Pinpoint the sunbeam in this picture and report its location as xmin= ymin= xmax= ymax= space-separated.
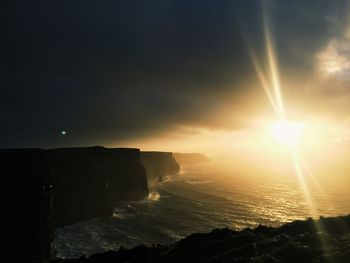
xmin=250 ymin=2 xmax=321 ymax=217
xmin=249 ymin=5 xmax=344 ymax=261
xmin=263 ymin=10 xmax=285 ymax=120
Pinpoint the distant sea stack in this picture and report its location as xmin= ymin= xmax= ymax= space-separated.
xmin=1 ymin=149 xmax=53 ymax=263
xmin=46 ymin=146 xmax=149 ymax=228
xmin=141 ymin=152 xmax=180 ymax=181
xmin=173 ymin=153 xmax=210 ymax=166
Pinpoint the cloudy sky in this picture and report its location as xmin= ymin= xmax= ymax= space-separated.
xmin=2 ymin=0 xmax=350 ymax=150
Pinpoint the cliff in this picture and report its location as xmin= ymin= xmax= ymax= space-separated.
xmin=1 ymin=149 xmax=53 ymax=263
xmin=1 ymin=146 xmax=149 ymax=262
xmin=141 ymin=151 xmax=180 ymax=181
xmin=46 ymin=146 xmax=148 ymax=227
xmin=93 ymin=147 xmax=148 ymax=204
xmin=173 ymin=153 xmax=210 ymax=166
xmin=52 ymin=214 xmax=350 ymax=263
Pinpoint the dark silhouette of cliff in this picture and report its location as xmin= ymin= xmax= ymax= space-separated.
xmin=92 ymin=147 xmax=148 ymax=203
xmin=1 ymin=146 xmax=149 ymax=262
xmin=4 ymin=147 xmax=350 ymax=263
xmin=1 ymin=149 xmax=53 ymax=263
xmin=52 ymin=215 xmax=350 ymax=263
xmin=46 ymin=146 xmax=148 ymax=227
xmin=141 ymin=152 xmax=180 ymax=181
xmin=173 ymin=153 xmax=210 ymax=166
xmin=47 ymin=147 xmax=111 ymax=228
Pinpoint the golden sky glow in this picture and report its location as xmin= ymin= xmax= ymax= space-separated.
xmin=109 ymin=4 xmax=350 ymax=201
xmin=269 ymin=120 xmax=304 ymax=146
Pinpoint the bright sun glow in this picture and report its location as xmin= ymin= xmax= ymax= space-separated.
xmin=269 ymin=120 xmax=305 ymax=146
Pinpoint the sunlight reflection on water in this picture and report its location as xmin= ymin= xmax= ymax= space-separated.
xmin=55 ymin=168 xmax=350 ymax=258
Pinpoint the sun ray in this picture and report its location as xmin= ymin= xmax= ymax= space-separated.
xmin=298 ymin=155 xmax=329 ymax=200
xmin=249 ymin=11 xmax=342 ymax=255
xmin=245 ymin=5 xmax=286 ymax=122
xmin=291 ymin=152 xmax=317 ymax=215
xmin=249 ymin=50 xmax=280 ymax=114
xmin=243 ymin=3 xmax=346 ymax=261
xmin=250 ymin=9 xmax=336 ymax=257
xmin=263 ymin=10 xmax=285 ymax=120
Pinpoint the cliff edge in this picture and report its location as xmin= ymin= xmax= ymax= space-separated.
xmin=141 ymin=151 xmax=180 ymax=181
xmin=46 ymin=146 xmax=149 ymax=227
xmin=1 ymin=146 xmax=149 ymax=263
xmin=1 ymin=149 xmax=53 ymax=263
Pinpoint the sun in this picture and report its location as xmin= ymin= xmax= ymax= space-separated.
xmin=269 ymin=120 xmax=305 ymax=146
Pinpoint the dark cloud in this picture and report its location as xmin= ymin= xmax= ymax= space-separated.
xmin=1 ymin=0 xmax=349 ymax=147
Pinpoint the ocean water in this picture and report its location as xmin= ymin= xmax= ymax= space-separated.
xmin=54 ymin=164 xmax=350 ymax=258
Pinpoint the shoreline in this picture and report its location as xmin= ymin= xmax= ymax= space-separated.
xmin=52 ymin=214 xmax=350 ymax=263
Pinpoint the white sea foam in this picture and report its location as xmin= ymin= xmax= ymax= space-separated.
xmin=148 ymin=191 xmax=160 ymax=201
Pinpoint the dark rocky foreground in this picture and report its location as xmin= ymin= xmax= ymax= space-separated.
xmin=53 ymin=215 xmax=350 ymax=263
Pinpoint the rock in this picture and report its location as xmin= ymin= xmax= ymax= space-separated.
xmin=46 ymin=146 xmax=149 ymax=227
xmin=277 ymin=217 xmax=315 ymax=237
xmin=95 ymin=147 xmax=148 ymax=204
xmin=51 ymin=215 xmax=350 ymax=263
xmin=1 ymin=148 xmax=53 ymax=263
xmin=46 ymin=147 xmax=113 ymax=228
xmin=273 ymin=243 xmax=317 ymax=263
xmin=141 ymin=152 xmax=180 ymax=181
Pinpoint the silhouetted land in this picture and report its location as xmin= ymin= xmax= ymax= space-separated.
xmin=2 ymin=147 xmax=182 ymax=262
xmin=53 ymin=215 xmax=350 ymax=263
xmin=141 ymin=151 xmax=180 ymax=181
xmin=3 ymin=147 xmax=349 ymax=262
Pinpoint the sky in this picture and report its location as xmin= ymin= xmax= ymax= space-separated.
xmin=2 ymin=0 xmax=350 ymax=151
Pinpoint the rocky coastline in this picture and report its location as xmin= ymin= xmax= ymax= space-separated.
xmin=3 ymin=147 xmax=349 ymax=262
xmin=52 ymin=215 xmax=350 ymax=263
xmin=2 ymin=146 xmax=182 ymax=262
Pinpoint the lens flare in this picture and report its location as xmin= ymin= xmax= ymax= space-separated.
xmin=269 ymin=121 xmax=304 ymax=146
xmin=248 ymin=4 xmax=322 ymax=220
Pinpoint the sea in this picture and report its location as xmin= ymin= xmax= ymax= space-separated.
xmin=54 ymin=163 xmax=350 ymax=258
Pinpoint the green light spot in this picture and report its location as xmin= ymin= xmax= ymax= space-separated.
xmin=61 ymin=130 xmax=66 ymax=135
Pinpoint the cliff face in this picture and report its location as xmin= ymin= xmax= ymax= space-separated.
xmin=173 ymin=153 xmax=210 ymax=166
xmin=141 ymin=152 xmax=180 ymax=181
xmin=93 ymin=147 xmax=148 ymax=204
xmin=46 ymin=147 xmax=112 ymax=228
xmin=46 ymin=147 xmax=149 ymax=227
xmin=1 ymin=149 xmax=53 ymax=263
xmin=1 ymin=146 xmax=148 ymax=262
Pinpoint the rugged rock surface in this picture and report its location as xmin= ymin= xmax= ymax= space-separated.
xmin=46 ymin=146 xmax=148 ymax=227
xmin=52 ymin=215 xmax=350 ymax=263
xmin=173 ymin=153 xmax=210 ymax=166
xmin=141 ymin=152 xmax=180 ymax=181
xmin=1 ymin=146 xmax=149 ymax=261
xmin=1 ymin=149 xmax=53 ymax=263
xmin=94 ymin=147 xmax=148 ymax=204
xmin=46 ymin=147 xmax=112 ymax=228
